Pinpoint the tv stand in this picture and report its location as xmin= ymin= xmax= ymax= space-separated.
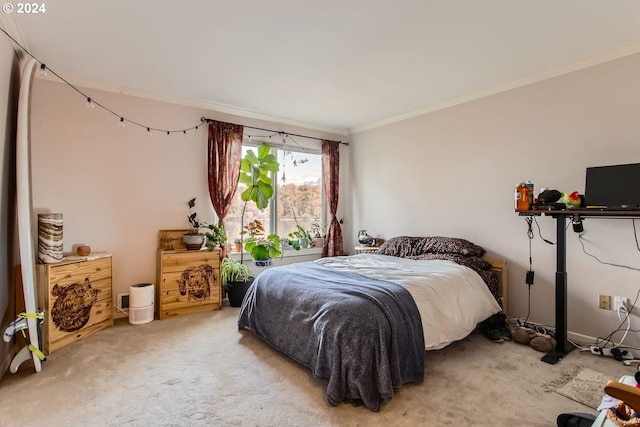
xmin=518 ymin=208 xmax=640 ymax=364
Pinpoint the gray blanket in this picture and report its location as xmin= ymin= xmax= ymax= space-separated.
xmin=237 ymin=261 xmax=425 ymax=411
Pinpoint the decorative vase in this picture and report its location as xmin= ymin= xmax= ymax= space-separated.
xmin=38 ymin=213 xmax=63 ymax=263
xmin=183 ymin=233 xmax=205 ymax=250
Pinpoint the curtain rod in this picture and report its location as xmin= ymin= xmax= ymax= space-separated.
xmin=200 ymin=117 xmax=349 ymax=146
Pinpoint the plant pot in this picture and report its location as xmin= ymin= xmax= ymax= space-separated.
xmin=234 ymin=243 xmax=242 ymax=252
xmin=183 ymin=233 xmax=205 ymax=250
xmin=314 ymin=237 xmax=324 ymax=248
xmin=298 ymin=238 xmax=308 ymax=249
xmin=226 ymin=278 xmax=254 ymax=307
xmin=254 ymin=258 xmax=272 ymax=267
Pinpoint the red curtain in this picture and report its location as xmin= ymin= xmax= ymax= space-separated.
xmin=321 ymin=140 xmax=344 ymax=257
xmin=208 ymin=120 xmax=243 ymax=257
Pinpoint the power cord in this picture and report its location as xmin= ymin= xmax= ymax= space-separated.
xmin=533 ymin=216 xmax=555 ymax=245
xmin=596 ymin=288 xmax=640 ymax=350
xmin=524 ymin=217 xmax=535 ymax=323
xmin=114 ymin=305 xmax=128 ymax=316
xmin=578 ymin=233 xmax=640 ymax=272
xmin=521 ymin=216 xmax=559 ymax=323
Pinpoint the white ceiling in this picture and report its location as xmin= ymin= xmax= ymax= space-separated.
xmin=4 ymin=0 xmax=640 ymax=134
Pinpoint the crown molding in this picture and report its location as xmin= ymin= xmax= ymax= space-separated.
xmin=349 ymin=40 xmax=640 ymax=135
xmin=38 ymin=73 xmax=349 ymax=137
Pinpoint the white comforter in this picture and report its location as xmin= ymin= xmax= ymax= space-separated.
xmin=315 ymin=254 xmax=501 ymax=350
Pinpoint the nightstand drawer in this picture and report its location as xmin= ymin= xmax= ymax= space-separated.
xmin=156 ymin=249 xmax=222 ymax=319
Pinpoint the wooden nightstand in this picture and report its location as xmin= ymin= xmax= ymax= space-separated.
xmin=354 ymin=245 xmax=380 ymax=254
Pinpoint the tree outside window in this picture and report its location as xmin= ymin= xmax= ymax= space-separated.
xmin=225 ymin=145 xmax=324 ymax=248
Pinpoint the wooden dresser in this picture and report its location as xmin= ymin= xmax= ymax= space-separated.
xmin=36 ymin=255 xmax=113 ymax=355
xmin=156 ymin=249 xmax=221 ymax=319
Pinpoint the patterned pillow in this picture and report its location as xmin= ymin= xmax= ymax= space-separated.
xmin=377 ymin=236 xmax=486 ymax=258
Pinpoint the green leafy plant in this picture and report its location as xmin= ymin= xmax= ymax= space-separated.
xmin=238 ymin=143 xmax=280 ymax=263
xmin=242 ymin=219 xmax=282 ymax=261
xmin=220 ymin=257 xmax=251 ymax=288
xmin=310 ymin=220 xmax=327 ymax=238
xmin=204 ymin=224 xmax=227 ymax=250
xmin=288 ymin=225 xmax=311 ymax=250
xmin=239 ymin=143 xmax=280 ymax=210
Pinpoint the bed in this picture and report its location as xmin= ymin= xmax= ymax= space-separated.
xmin=237 ymin=236 xmax=504 ymax=411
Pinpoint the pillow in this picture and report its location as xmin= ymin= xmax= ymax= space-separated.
xmin=377 ymin=236 xmax=486 ymax=258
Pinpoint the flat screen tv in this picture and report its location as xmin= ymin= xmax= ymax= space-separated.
xmin=584 ymin=162 xmax=640 ymax=208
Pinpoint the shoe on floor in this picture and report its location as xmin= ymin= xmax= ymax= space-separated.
xmin=499 ymin=325 xmax=512 ymax=341
xmin=530 ymin=334 xmax=556 ymax=352
xmin=512 ymin=327 xmax=536 ymax=344
xmin=483 ymin=327 xmax=504 ymax=343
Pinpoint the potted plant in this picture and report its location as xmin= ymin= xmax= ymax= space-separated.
xmin=233 ymin=237 xmax=243 ymax=253
xmin=310 ymin=220 xmax=325 ymax=248
xmin=204 ymin=223 xmax=227 ymax=250
xmin=237 ymin=143 xmax=280 ymax=264
xmin=288 ymin=225 xmax=312 ymax=249
xmin=220 ymin=258 xmax=254 ymax=307
xmin=183 ymin=198 xmax=206 ymax=250
xmin=219 ymin=142 xmax=280 ymax=306
xmin=242 ymin=219 xmax=282 ymax=266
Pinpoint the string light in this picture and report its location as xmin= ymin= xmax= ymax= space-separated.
xmin=0 ymin=26 xmax=206 ymax=137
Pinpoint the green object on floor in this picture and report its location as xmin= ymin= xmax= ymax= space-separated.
xmin=483 ymin=312 xmax=512 ymax=343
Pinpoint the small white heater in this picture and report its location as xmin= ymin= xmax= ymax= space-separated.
xmin=129 ymin=283 xmax=154 ymax=325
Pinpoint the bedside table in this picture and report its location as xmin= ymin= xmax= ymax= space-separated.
xmin=354 ymin=245 xmax=379 ymax=254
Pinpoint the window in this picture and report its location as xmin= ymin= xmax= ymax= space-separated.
xmin=225 ymin=144 xmax=325 ymax=245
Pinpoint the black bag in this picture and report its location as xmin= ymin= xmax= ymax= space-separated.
xmin=557 ymin=412 xmax=596 ymax=427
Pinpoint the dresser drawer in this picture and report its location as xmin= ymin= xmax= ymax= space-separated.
xmin=156 ymin=249 xmax=222 ymax=319
xmin=36 ymin=256 xmax=113 ymax=355
xmin=159 ymin=251 xmax=220 ymax=272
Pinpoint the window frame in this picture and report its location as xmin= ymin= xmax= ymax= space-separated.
xmin=239 ymin=141 xmax=326 ymax=238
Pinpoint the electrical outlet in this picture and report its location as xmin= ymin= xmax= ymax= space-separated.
xmin=614 ymin=296 xmax=627 ymax=311
xmin=599 ymin=294 xmax=611 ymax=310
xmin=117 ymin=293 xmax=129 ymax=309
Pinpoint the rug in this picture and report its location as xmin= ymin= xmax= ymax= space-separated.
xmin=545 ymin=366 xmax=615 ymax=409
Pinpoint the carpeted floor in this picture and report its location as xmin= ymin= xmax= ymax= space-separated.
xmin=0 ymin=303 xmax=636 ymax=427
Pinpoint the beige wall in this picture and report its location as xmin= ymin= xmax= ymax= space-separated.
xmin=29 ymin=78 xmax=344 ymax=318
xmin=348 ymin=52 xmax=640 ymax=348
